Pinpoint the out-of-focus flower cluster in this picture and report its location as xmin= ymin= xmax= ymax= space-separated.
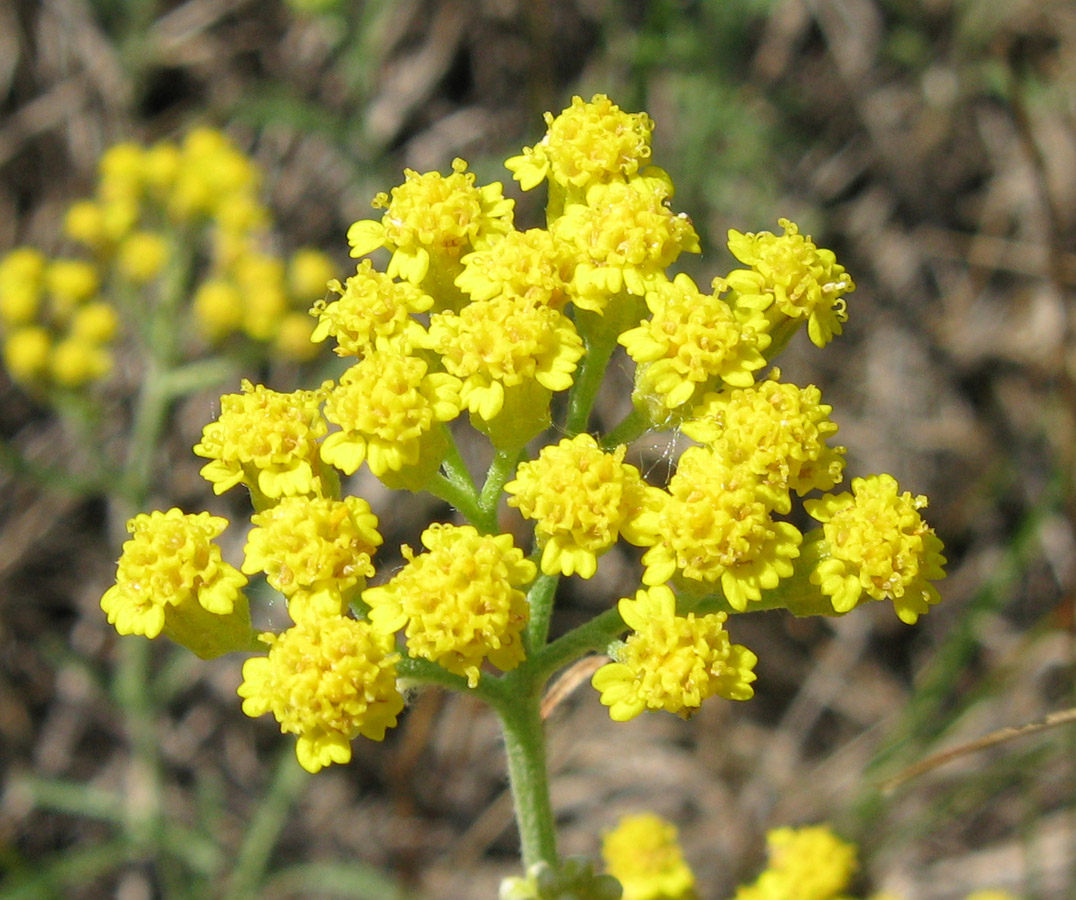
xmin=0 ymin=128 xmax=333 ymax=395
xmin=599 ymin=816 xmax=1022 ymax=900
xmin=101 ymin=95 xmax=946 ymax=773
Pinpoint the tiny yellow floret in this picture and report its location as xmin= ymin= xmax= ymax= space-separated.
xmin=505 ymin=434 xmax=664 ymax=578
xmin=640 ymin=448 xmax=802 ymax=610
xmin=310 ymin=259 xmax=433 ymax=357
xmin=619 ymin=272 xmax=769 ymax=413
xmin=362 ymin=524 xmax=535 ymax=687
xmin=683 ymin=372 xmax=845 ymax=514
xmin=804 ymin=474 xmax=946 ymax=623
xmin=194 ymin=380 xmax=330 ymax=500
xmin=552 ymin=174 xmax=700 ymax=313
xmin=724 ymin=219 xmax=854 ymax=348
xmin=321 ymin=350 xmax=461 ymax=480
xmin=238 ymin=615 xmax=404 ymax=772
xmin=242 ymin=495 xmax=382 ymax=622
xmin=592 ymin=585 xmax=757 ymax=721
xmin=347 ymin=158 xmax=514 ymax=289
xmin=505 ymin=94 xmax=654 ymax=194
xmin=100 ymin=509 xmax=251 ymax=659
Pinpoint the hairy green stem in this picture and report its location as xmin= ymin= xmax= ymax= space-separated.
xmin=491 ymin=675 xmax=558 ymax=869
xmin=524 ymin=573 xmax=561 ymax=654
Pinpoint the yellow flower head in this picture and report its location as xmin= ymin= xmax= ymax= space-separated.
xmin=45 ymin=259 xmax=100 ymax=318
xmin=49 ymin=337 xmax=112 ymax=388
xmin=505 ymin=94 xmax=654 ymax=193
xmin=425 ymin=294 xmax=583 ymax=422
xmin=242 ymin=496 xmax=382 ymax=622
xmin=602 ymin=813 xmax=696 ymax=900
xmin=310 ymin=259 xmax=432 ymax=357
xmin=552 ymin=173 xmax=700 ymax=313
xmin=724 ymin=219 xmax=854 ymax=348
xmin=733 ymin=826 xmax=857 ymax=900
xmin=0 ymin=248 xmax=47 ymax=326
xmin=592 ymin=585 xmax=757 ymax=721
xmin=683 ymin=374 xmax=846 ymax=514
xmin=804 ymin=474 xmax=946 ymax=623
xmin=362 ymin=524 xmax=535 ymax=687
xmin=233 ymin=251 xmax=288 ymax=342
xmin=3 ymin=327 xmax=51 ymax=383
xmin=288 ymin=247 xmax=337 ymax=301
xmin=193 ymin=278 xmax=244 ymax=340
xmin=238 ymin=615 xmax=404 ymax=773
xmin=455 ymin=228 xmax=574 ymax=310
xmin=100 ymin=509 xmax=251 ymax=659
xmin=116 ymin=231 xmax=170 ymax=284
xmin=168 ymin=127 xmax=261 ymax=223
xmin=98 ymin=142 xmax=146 ymax=204
xmin=346 ymin=158 xmax=514 ymax=287
xmin=640 ymin=447 xmax=802 ymax=610
xmin=504 ymin=434 xmax=663 ymax=579
xmin=194 ymin=380 xmax=330 ymax=500
xmin=320 ymin=350 xmax=461 ymax=479
xmin=619 ymin=273 xmax=770 ymax=412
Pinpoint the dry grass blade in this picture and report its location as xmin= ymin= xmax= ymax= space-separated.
xmin=880 ymin=707 xmax=1076 ymax=794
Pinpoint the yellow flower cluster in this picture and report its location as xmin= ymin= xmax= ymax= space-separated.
xmin=732 ymin=826 xmax=857 ymax=900
xmin=592 ymin=585 xmax=757 ymax=720
xmin=101 ymin=510 xmax=251 ymax=659
xmin=0 ymin=247 xmax=115 ymax=389
xmin=602 ymin=813 xmax=697 ymax=900
xmin=0 ymin=130 xmax=334 ymax=399
xmin=100 ymin=93 xmax=947 ymax=772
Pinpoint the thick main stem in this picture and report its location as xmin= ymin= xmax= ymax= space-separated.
xmin=494 ymin=678 xmax=558 ymax=870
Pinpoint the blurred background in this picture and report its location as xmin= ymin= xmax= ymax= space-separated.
xmin=1 ymin=0 xmax=1074 ymax=898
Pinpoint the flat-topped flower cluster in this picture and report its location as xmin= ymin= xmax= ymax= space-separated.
xmin=102 ymin=95 xmax=946 ymax=774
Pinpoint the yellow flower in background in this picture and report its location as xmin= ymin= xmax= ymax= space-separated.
xmin=641 ymin=447 xmax=802 ymax=610
xmin=100 ymin=509 xmax=251 ymax=659
xmin=602 ymin=813 xmax=696 ymax=900
xmin=505 ymin=434 xmax=663 ymax=578
xmin=505 ymin=93 xmax=654 ymax=194
xmin=619 ymin=272 xmax=770 ymax=413
xmin=117 ymin=230 xmax=170 ymax=284
xmin=0 ymin=248 xmax=47 ymax=326
xmin=732 ymin=826 xmax=857 ymax=900
xmin=346 ymin=158 xmax=514 ymax=290
xmin=194 ymin=380 xmax=329 ymax=500
xmin=242 ymin=495 xmax=381 ymax=623
xmin=49 ymin=337 xmax=112 ymax=388
xmin=320 ymin=350 xmax=461 ymax=481
xmin=592 ymin=584 xmax=757 ymax=721
xmin=552 ymin=173 xmax=700 ymax=313
xmin=362 ymin=524 xmax=535 ymax=687
xmin=3 ymin=327 xmax=52 ymax=382
xmin=310 ymin=259 xmax=433 ymax=357
xmin=724 ymin=219 xmax=854 ymax=348
xmin=805 ymin=474 xmax=946 ymax=623
xmin=683 ymin=373 xmax=845 ymax=514
xmin=238 ymin=615 xmax=404 ymax=773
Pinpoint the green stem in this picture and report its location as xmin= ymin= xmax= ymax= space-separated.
xmin=532 ymin=606 xmax=627 ymax=685
xmin=479 ymin=448 xmax=524 ymax=522
xmin=564 ymin=327 xmax=618 ymax=436
xmin=524 ymin=573 xmax=561 ymax=653
xmin=600 ymin=407 xmax=649 ymax=450
xmin=490 ymin=675 xmax=558 ymax=869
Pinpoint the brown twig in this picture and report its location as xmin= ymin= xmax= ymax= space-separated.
xmin=880 ymin=707 xmax=1076 ymax=794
